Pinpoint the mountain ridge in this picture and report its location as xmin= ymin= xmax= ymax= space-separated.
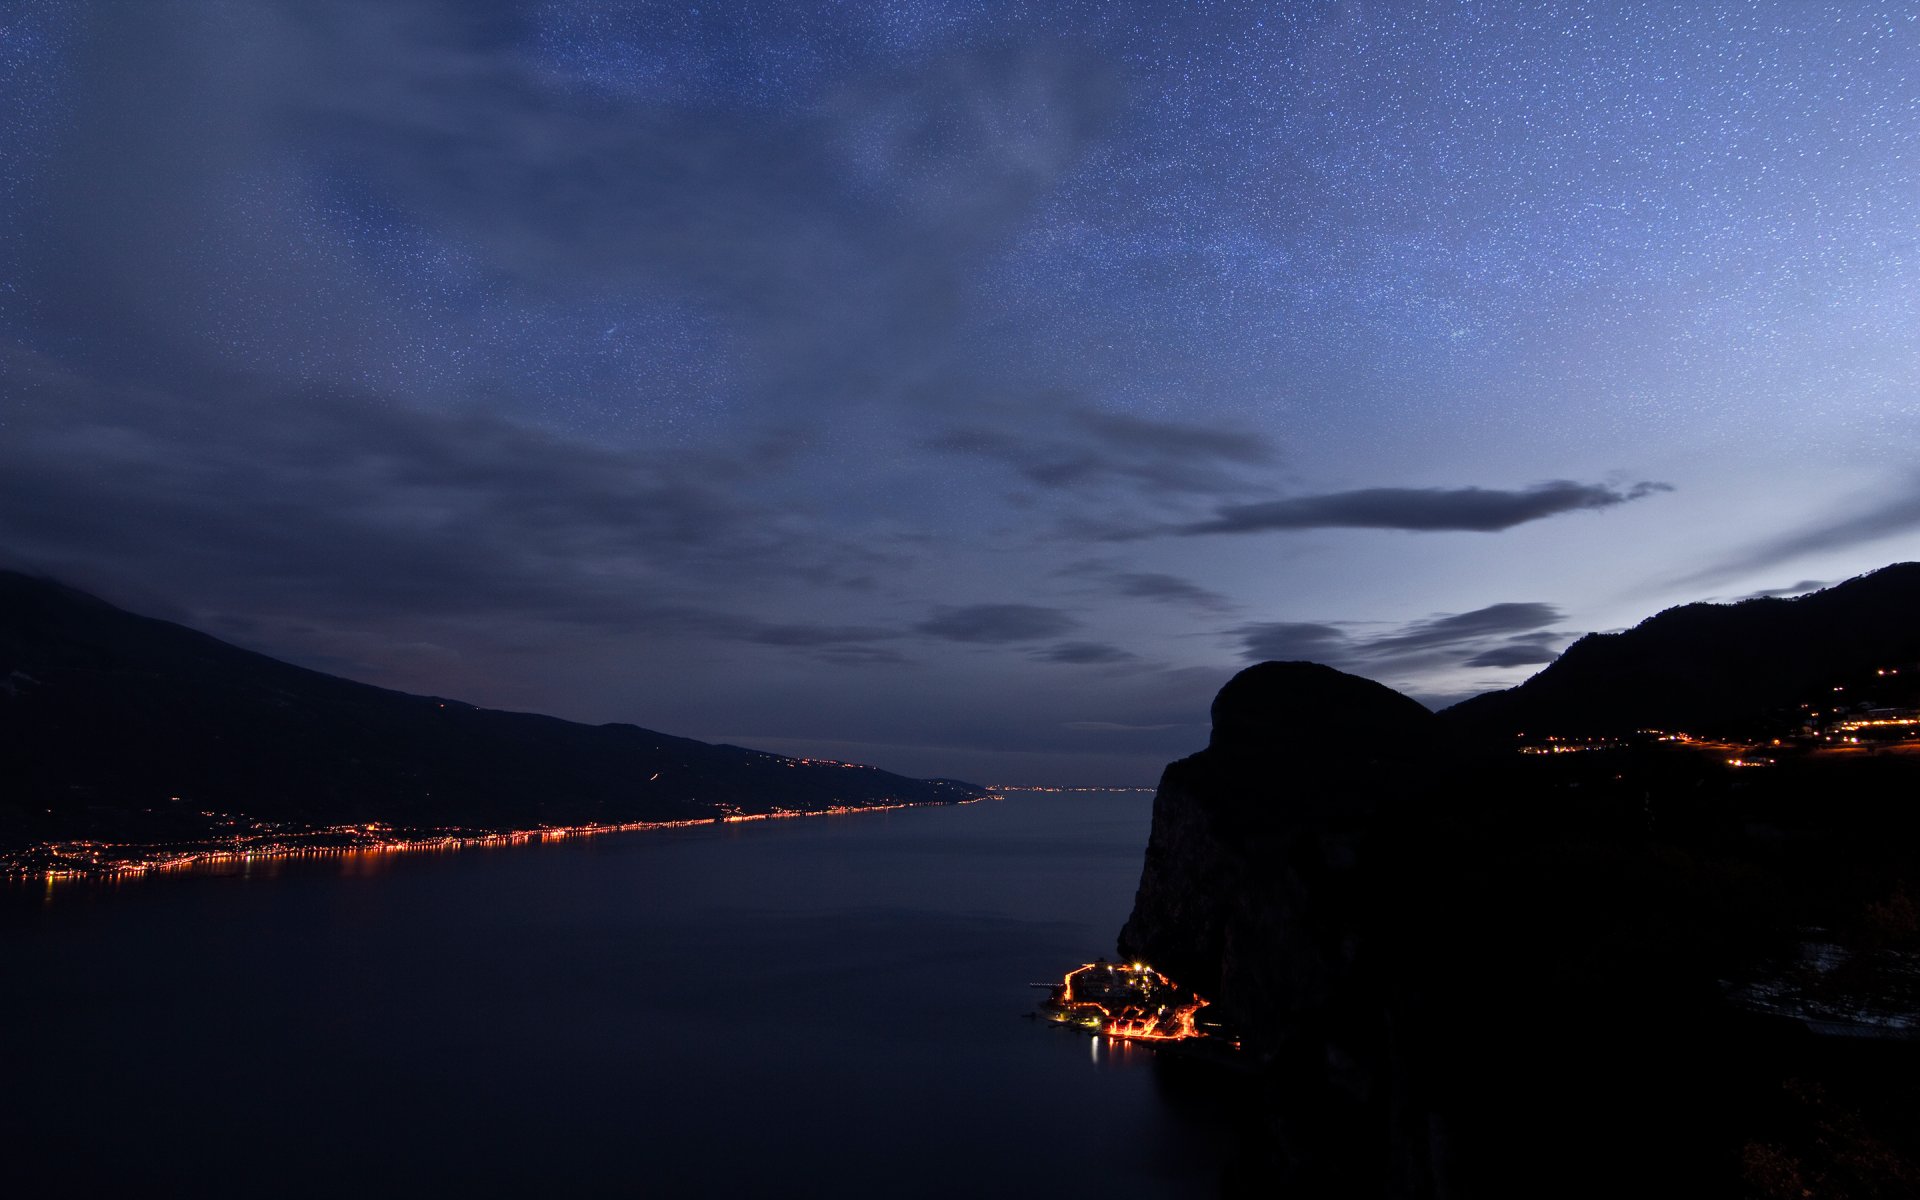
xmin=1117 ymin=563 xmax=1920 ymax=1194
xmin=0 ymin=570 xmax=982 ymax=858
xmin=1442 ymin=561 xmax=1920 ymax=737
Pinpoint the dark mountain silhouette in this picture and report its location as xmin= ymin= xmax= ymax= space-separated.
xmin=1120 ymin=572 xmax=1920 ymax=1195
xmin=0 ymin=571 xmax=980 ymax=853
xmin=1443 ymin=562 xmax=1920 ymax=738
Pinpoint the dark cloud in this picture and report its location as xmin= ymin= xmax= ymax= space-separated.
xmin=1363 ymin=603 xmax=1563 ymax=655
xmin=1182 ymin=480 xmax=1672 ymax=535
xmin=915 ymin=604 xmax=1078 ymax=643
xmin=0 ymin=349 xmax=896 ymax=659
xmin=1234 ymin=603 xmax=1570 ymax=676
xmin=1032 ymin=641 xmax=1138 ymax=664
xmin=1110 ymin=572 xmax=1234 ymax=612
xmin=1237 ymin=622 xmax=1352 ymax=662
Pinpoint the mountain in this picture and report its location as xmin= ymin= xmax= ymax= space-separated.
xmin=1443 ymin=562 xmax=1920 ymax=738
xmin=0 ymin=571 xmax=981 ymax=854
xmin=1121 ymin=654 xmax=1920 ymax=1196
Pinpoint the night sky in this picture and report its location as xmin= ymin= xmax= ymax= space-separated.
xmin=4 ymin=2 xmax=1917 ymax=783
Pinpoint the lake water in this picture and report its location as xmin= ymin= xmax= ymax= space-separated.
xmin=2 ymin=791 xmax=1238 ymax=1196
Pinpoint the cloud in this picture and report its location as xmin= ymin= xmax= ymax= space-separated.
xmin=1054 ymin=561 xmax=1234 ymax=612
xmin=1236 ymin=621 xmax=1353 ymax=662
xmin=1110 ymin=571 xmax=1234 ymax=612
xmin=1181 ymin=480 xmax=1672 ymax=535
xmin=1460 ymin=638 xmax=1565 ymax=668
xmin=1363 ymin=602 xmax=1563 ymax=655
xmin=1683 ymin=479 xmax=1920 ymax=587
xmin=0 ymin=349 xmax=902 ymax=662
xmin=1233 ymin=603 xmax=1571 ymax=675
xmin=15 ymin=1 xmax=1125 ymax=458
xmin=928 ymin=404 xmax=1276 ymax=498
xmin=1032 ymin=641 xmax=1138 ymax=664
xmin=1733 ymin=579 xmax=1831 ymax=601
xmin=1070 ymin=410 xmax=1272 ymax=466
xmin=807 ymin=645 xmax=911 ymax=667
xmin=735 ymin=622 xmax=898 ymax=648
xmin=307 ymin=16 xmax=1115 ymax=300
xmin=915 ymin=603 xmax=1078 ymax=643
xmin=1061 ymin=720 xmax=1186 ymax=732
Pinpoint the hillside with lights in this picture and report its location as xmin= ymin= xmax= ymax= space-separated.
xmin=0 ymin=572 xmax=984 ymax=878
xmin=1442 ymin=562 xmax=1920 ymax=742
xmin=1120 ymin=570 xmax=1920 ymax=1197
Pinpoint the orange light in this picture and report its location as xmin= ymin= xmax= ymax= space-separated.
xmin=1043 ymin=961 xmax=1210 ymax=1042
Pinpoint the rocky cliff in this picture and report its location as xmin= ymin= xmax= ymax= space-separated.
xmin=1119 ymin=662 xmax=1447 ymax=1195
xmin=1119 ymin=662 xmax=1437 ymax=1033
xmin=1116 ymin=657 xmax=1920 ymax=1197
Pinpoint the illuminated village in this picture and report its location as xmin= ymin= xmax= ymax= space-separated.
xmin=1039 ymin=959 xmax=1212 ymax=1043
xmin=1513 ymin=665 xmax=1920 ymax=767
xmin=985 ymin=785 xmax=1156 ymax=794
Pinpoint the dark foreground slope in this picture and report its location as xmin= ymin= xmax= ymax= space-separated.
xmin=0 ymin=572 xmax=980 ymax=853
xmin=1122 ymin=660 xmax=1920 ymax=1198
xmin=1444 ymin=562 xmax=1920 ymax=738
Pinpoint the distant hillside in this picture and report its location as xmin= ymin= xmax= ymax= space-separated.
xmin=0 ymin=572 xmax=980 ymax=852
xmin=1443 ymin=562 xmax=1920 ymax=738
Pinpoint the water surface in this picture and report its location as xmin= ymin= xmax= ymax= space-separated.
xmin=2 ymin=791 xmax=1233 ymax=1196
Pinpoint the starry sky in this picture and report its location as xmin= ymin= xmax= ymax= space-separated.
xmin=3 ymin=1 xmax=1918 ymax=784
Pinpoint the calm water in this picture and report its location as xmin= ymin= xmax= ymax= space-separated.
xmin=2 ymin=792 xmax=1237 ymax=1196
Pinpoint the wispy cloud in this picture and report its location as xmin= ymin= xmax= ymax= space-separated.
xmin=0 ymin=349 xmax=902 ymax=665
xmin=1182 ymin=480 xmax=1671 ymax=535
xmin=1363 ymin=603 xmax=1563 ymax=654
xmin=1460 ymin=637 xmax=1565 ymax=668
xmin=1054 ymin=560 xmax=1234 ymax=612
xmin=1109 ymin=571 xmax=1234 ymax=612
xmin=1234 ymin=602 xmax=1571 ymax=675
xmin=915 ymin=603 xmax=1078 ymax=643
xmin=1236 ymin=622 xmax=1351 ymax=662
xmin=928 ymin=405 xmax=1276 ymax=498
xmin=1031 ymin=640 xmax=1138 ymax=664
xmin=1732 ymin=579 xmax=1831 ymax=602
xmin=1682 ymin=479 xmax=1920 ymax=587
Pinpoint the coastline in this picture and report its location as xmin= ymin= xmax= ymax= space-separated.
xmin=5 ymin=795 xmax=991 ymax=886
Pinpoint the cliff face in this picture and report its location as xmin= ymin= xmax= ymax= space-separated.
xmin=1118 ymin=662 xmax=1446 ymax=1195
xmin=1115 ymin=750 xmax=1349 ymax=1040
xmin=1120 ymin=662 xmax=1437 ymax=1034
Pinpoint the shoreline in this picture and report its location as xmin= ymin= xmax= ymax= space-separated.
xmin=4 ymin=795 xmax=991 ymax=886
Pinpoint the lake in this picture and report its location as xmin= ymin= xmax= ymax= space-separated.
xmin=1 ymin=791 xmax=1238 ymax=1196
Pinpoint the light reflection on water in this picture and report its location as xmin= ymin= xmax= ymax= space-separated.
xmin=2 ymin=791 xmax=1235 ymax=1196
